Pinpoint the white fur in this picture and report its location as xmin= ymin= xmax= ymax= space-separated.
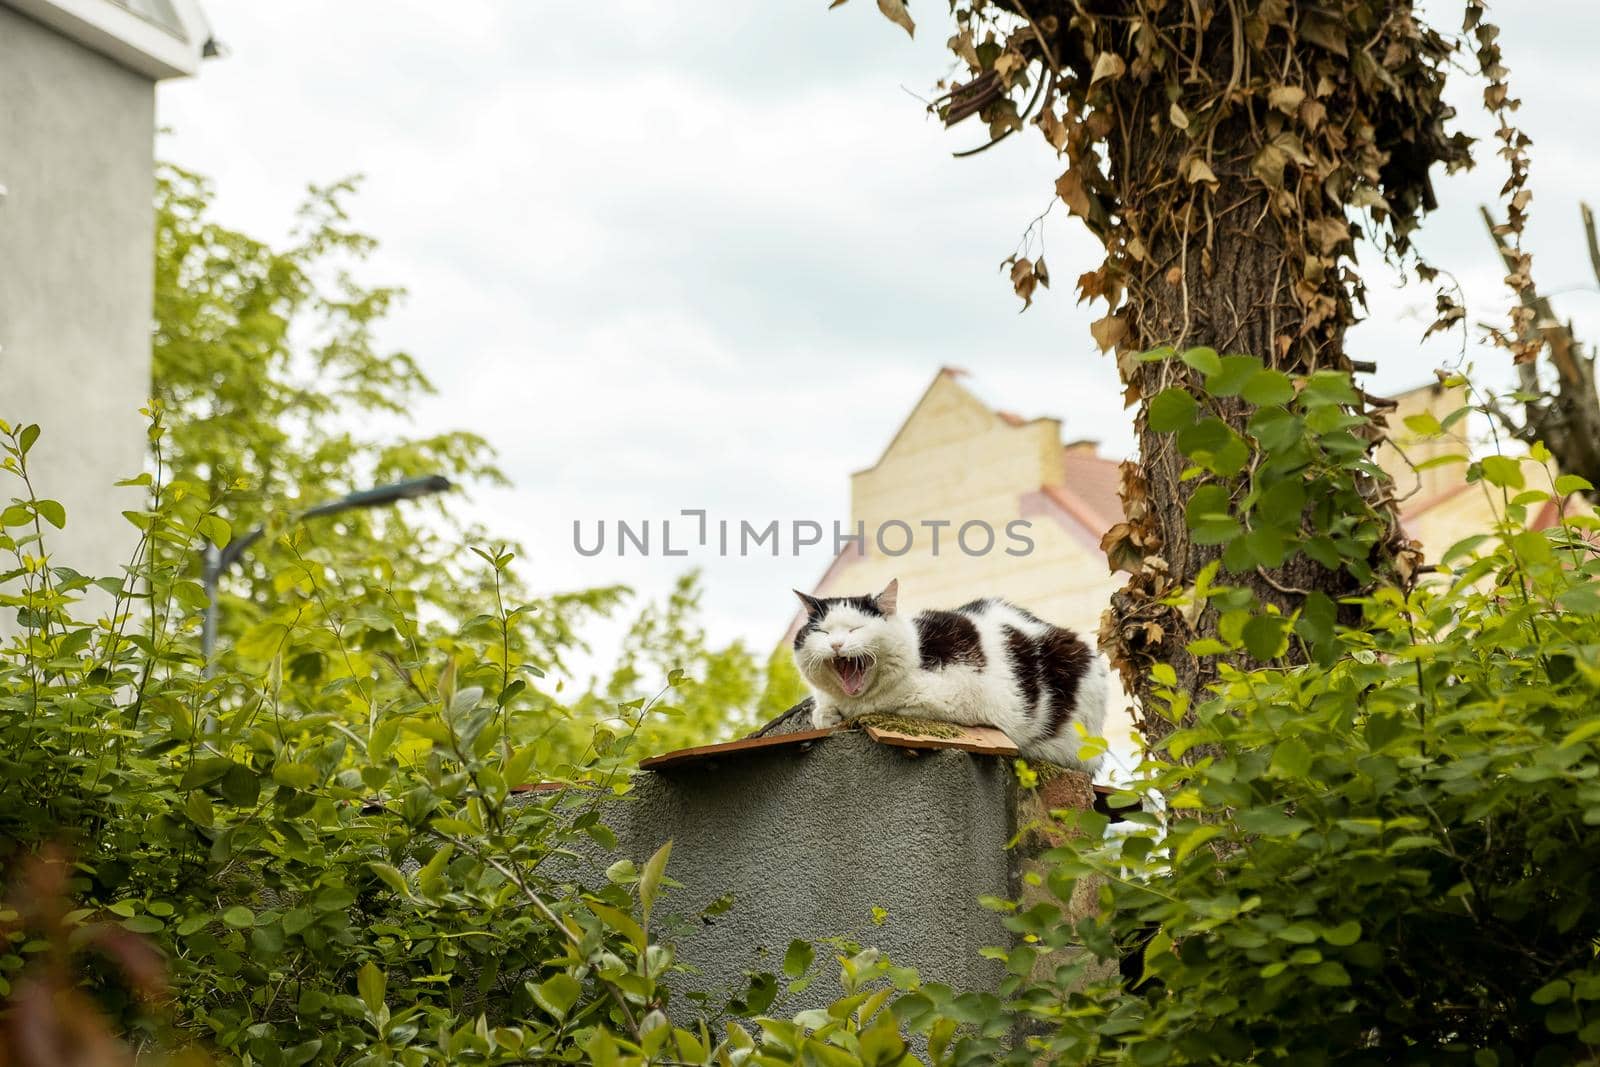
xmin=794 ymin=589 xmax=1109 ymax=771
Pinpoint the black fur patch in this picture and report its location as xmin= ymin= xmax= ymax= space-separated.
xmin=793 ymin=595 xmax=884 ymax=649
xmin=915 ymin=610 xmax=986 ymax=670
xmin=1003 ymin=625 xmax=1040 ymax=719
xmin=961 ymin=597 xmax=1045 ymax=627
xmin=1039 ymin=628 xmax=1091 ymax=736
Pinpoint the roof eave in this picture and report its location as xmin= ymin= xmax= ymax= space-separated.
xmin=4 ymin=0 xmax=212 ymax=79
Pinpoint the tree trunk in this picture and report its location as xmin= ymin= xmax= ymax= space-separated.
xmin=925 ymin=1 xmax=1474 ymax=749
xmin=1087 ymin=40 xmax=1411 ymax=752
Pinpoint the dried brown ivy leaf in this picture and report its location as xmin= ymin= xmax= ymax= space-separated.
xmin=1090 ymin=313 xmax=1128 ymax=353
xmin=875 ymin=0 xmax=914 ymax=38
xmin=1055 ymin=168 xmax=1091 ymax=218
xmin=1090 ymin=52 xmax=1126 ymax=85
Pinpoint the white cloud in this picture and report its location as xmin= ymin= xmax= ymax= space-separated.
xmin=159 ymin=0 xmax=1600 ymax=684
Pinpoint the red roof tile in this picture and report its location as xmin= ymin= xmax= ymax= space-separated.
xmin=1058 ymin=448 xmax=1125 ymax=530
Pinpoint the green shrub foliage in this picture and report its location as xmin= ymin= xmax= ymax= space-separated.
xmin=914 ymin=358 xmax=1600 ymax=1065
xmin=5 ymin=352 xmax=1600 ymax=1066
xmin=0 ymin=413 xmax=914 ymax=1065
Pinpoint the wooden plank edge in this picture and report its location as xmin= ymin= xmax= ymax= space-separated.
xmin=862 ymin=723 xmax=1020 ymax=757
xmin=640 ymin=726 xmax=840 ymax=770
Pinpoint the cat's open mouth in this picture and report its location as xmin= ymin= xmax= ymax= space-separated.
xmin=831 ymin=655 xmax=872 ymax=697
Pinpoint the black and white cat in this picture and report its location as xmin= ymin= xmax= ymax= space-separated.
xmin=765 ymin=579 xmax=1109 ymax=771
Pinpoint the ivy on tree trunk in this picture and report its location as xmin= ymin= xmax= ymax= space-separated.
xmin=834 ymin=0 xmax=1532 ymax=750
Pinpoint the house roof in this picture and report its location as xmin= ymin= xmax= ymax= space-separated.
xmin=5 ymin=0 xmax=216 ymax=79
xmin=1058 ymin=448 xmax=1124 ymax=532
xmin=795 ymin=368 xmax=1127 ymax=613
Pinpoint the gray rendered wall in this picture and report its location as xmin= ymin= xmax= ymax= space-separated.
xmin=0 ymin=5 xmax=155 ymax=595
xmin=596 ymin=730 xmax=1022 ymax=1008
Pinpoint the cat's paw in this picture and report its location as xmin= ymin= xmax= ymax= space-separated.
xmin=812 ymin=704 xmax=845 ymax=729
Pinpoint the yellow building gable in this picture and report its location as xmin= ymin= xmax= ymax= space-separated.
xmin=797 ymin=368 xmax=1143 ymax=773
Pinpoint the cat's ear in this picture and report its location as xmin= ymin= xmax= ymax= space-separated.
xmin=793 ymin=589 xmax=824 ymax=617
xmin=874 ymin=579 xmax=899 ymax=616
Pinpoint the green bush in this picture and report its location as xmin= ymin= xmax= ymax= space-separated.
xmin=895 ymin=360 xmax=1600 ymax=1065
xmin=7 ymin=356 xmax=1600 ymax=1067
xmin=0 ymin=412 xmax=916 ymax=1066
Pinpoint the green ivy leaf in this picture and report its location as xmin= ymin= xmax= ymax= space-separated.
xmin=1180 ymin=346 xmax=1222 ymax=376
xmin=1241 ymin=368 xmax=1295 ymax=407
xmin=1242 ymin=615 xmax=1290 ymax=660
xmin=1148 ymin=388 xmax=1199 ymax=432
xmin=1205 ymin=355 xmax=1263 ymax=398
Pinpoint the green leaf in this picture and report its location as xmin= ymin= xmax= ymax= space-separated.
xmin=1185 ymin=483 xmax=1242 ymax=546
xmin=196 ymin=513 xmax=232 ymax=548
xmin=1180 ymin=346 xmax=1222 ymax=376
xmin=218 ymin=762 xmax=260 ymax=807
xmin=1242 ymin=615 xmax=1290 ymax=660
xmin=1402 ymin=412 xmax=1442 ymax=436
xmin=1270 ymin=738 xmax=1312 ymax=779
xmin=1556 ymin=474 xmax=1594 ymax=496
xmin=272 ymin=761 xmax=319 ymax=789
xmin=184 ymin=790 xmax=215 ymax=828
xmin=1557 ymin=583 xmax=1600 ymax=614
xmin=1148 ymin=387 xmax=1199 ymax=432
xmin=1174 ymin=824 xmax=1223 ymax=863
xmin=1531 ymin=979 xmax=1570 ymax=1005
xmin=531 ymin=972 xmax=582 ymax=1021
xmin=369 ymin=862 xmax=411 ymax=898
xmin=357 ymin=960 xmax=386 ymax=1015
xmin=34 ymin=500 xmax=66 ymax=530
xmin=784 ymin=939 xmax=815 ymax=979
xmin=1300 ymin=371 xmax=1359 ymax=407
xmin=179 ymin=757 xmax=231 ymax=790
xmin=639 ymin=840 xmax=672 ymax=922
xmin=1241 ymin=368 xmax=1295 ymax=407
xmin=1308 ymin=961 xmax=1351 ymax=986
xmin=222 ymin=905 xmax=255 ymax=929
xmin=588 ymin=901 xmax=646 ymax=952
xmin=19 ymin=424 xmax=40 ymax=455
xmin=1205 ymin=355 xmax=1263 ymax=398
xmin=1479 ymin=455 xmax=1525 ymax=489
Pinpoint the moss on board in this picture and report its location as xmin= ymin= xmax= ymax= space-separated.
xmin=851 ymin=712 xmax=964 ymax=740
xmin=1023 ymin=758 xmax=1073 ymax=783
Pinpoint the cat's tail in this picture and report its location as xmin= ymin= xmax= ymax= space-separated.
xmin=746 ymin=696 xmax=816 ymax=739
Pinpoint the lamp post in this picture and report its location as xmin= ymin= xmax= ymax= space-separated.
xmin=201 ymin=474 xmax=453 ymax=673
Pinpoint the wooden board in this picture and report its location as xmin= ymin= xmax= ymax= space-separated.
xmin=861 ymin=723 xmax=1020 ymax=757
xmin=639 ymin=726 xmax=838 ymax=770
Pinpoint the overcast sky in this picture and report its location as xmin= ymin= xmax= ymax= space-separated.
xmin=158 ymin=1 xmax=1600 ymax=680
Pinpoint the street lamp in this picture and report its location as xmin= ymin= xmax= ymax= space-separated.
xmin=201 ymin=474 xmax=453 ymax=671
